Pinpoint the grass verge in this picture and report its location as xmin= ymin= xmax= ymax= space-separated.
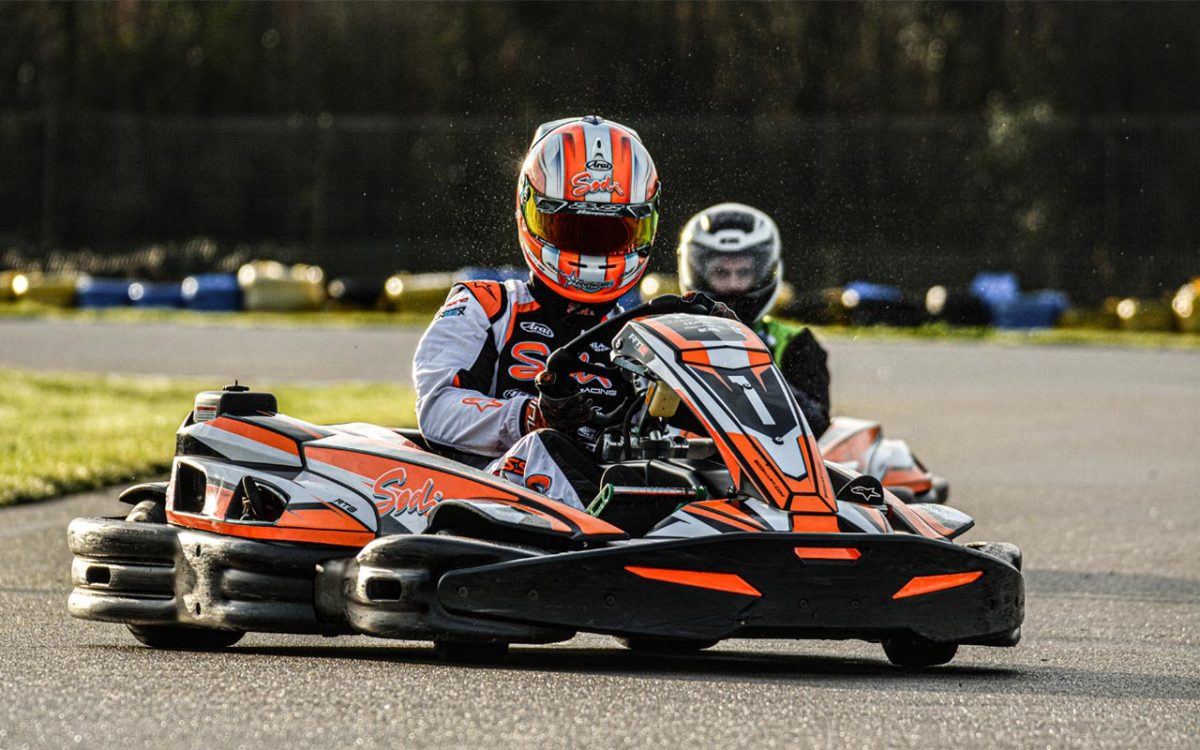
xmin=0 ymin=368 xmax=416 ymax=507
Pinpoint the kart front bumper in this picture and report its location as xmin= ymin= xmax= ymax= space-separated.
xmin=69 ymin=518 xmax=1022 ymax=647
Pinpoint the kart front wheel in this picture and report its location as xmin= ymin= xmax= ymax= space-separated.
xmin=127 ymin=625 xmax=244 ymax=650
xmin=882 ymin=635 xmax=958 ymax=667
xmin=619 ymin=637 xmax=719 ymax=654
xmin=122 ymin=498 xmax=244 ymax=650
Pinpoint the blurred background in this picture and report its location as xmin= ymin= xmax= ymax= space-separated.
xmin=1 ymin=1 xmax=1197 ymax=307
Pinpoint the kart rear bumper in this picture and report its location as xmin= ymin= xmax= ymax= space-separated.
xmin=67 ymin=517 xmax=570 ymax=643
xmin=69 ymin=519 xmax=1022 ymax=647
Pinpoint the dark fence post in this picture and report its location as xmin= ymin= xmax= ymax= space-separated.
xmin=310 ymin=112 xmax=334 ymax=256
xmin=39 ymin=106 xmax=58 ymax=252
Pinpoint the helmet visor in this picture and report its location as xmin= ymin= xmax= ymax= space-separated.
xmin=681 ymin=240 xmax=779 ymax=297
xmin=522 ymin=188 xmax=657 ymax=256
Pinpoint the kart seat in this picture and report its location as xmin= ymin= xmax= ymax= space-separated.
xmin=393 ymin=428 xmax=492 ymax=470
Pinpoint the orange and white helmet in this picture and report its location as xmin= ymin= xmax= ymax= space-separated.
xmin=516 ymin=115 xmax=660 ymax=304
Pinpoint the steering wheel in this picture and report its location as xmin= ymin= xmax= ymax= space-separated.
xmin=543 ymin=293 xmax=719 ymax=430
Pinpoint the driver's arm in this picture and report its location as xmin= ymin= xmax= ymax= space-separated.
xmin=413 ymin=284 xmax=533 ymax=457
xmin=779 ymin=328 xmax=831 ymax=437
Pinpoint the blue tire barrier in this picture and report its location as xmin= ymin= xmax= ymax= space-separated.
xmin=991 ymin=290 xmax=1070 ymax=329
xmin=76 ymin=277 xmax=133 ymax=308
xmin=129 ymin=281 xmax=185 ymax=308
xmin=182 ymin=274 xmax=242 ymax=311
xmin=970 ymin=272 xmax=1021 ymax=313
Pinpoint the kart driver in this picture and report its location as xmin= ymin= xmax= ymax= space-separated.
xmin=677 ymin=202 xmax=832 ymax=437
xmin=414 ymin=116 xmax=675 ymax=510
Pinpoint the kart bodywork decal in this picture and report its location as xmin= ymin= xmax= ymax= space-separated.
xmin=186 ymin=417 xmax=302 ymax=468
xmin=624 ymin=566 xmax=762 ymax=597
xmin=304 ymin=434 xmax=624 ymax=539
xmin=893 ymin=571 xmax=984 ymax=599
xmin=794 ymin=546 xmax=862 ymax=561
xmin=631 ymin=315 xmax=837 ymax=514
xmin=165 ymin=458 xmax=378 ymax=546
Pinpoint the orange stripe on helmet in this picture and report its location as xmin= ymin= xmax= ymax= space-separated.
xmin=612 ymin=130 xmax=634 ymax=205
xmin=560 ymin=126 xmax=584 ymax=196
xmin=604 ymin=253 xmax=626 ymax=286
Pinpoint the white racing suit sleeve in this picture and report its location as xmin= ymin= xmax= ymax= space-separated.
xmin=413 ymin=285 xmax=531 ymax=457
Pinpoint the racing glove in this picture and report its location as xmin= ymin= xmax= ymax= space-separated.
xmin=681 ymin=291 xmax=740 ymax=322
xmin=525 ymin=370 xmax=594 ymax=434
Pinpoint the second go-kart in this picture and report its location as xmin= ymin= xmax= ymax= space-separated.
xmin=67 ymin=295 xmax=1023 ymax=666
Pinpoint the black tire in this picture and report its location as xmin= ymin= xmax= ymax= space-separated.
xmin=125 ymin=499 xmax=167 ymax=524
xmin=433 ymin=639 xmax=510 ymax=663
xmin=966 ymin=541 xmax=1022 ymax=571
xmin=882 ymin=635 xmax=958 ymax=667
xmin=123 ymin=497 xmax=245 ymax=651
xmin=619 ymin=637 xmax=719 ymax=654
xmin=127 ymin=625 xmax=244 ymax=650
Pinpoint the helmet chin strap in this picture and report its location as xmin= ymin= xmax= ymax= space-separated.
xmin=527 ymin=274 xmax=620 ymax=318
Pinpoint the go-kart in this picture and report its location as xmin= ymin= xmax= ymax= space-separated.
xmin=819 ymin=417 xmax=949 ymax=505
xmin=67 ymin=294 xmax=1023 ymax=666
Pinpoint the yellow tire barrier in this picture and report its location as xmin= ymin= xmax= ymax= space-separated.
xmin=1112 ymin=296 xmax=1176 ymax=332
xmin=0 ymin=270 xmax=19 ymax=302
xmin=383 ymin=272 xmax=457 ymax=314
xmin=237 ymin=261 xmax=326 ymax=312
xmin=10 ymin=271 xmax=78 ymax=307
xmin=1172 ymin=279 xmax=1200 ymax=334
xmin=1058 ymin=306 xmax=1120 ymax=330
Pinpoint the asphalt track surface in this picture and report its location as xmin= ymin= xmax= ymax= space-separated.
xmin=1 ymin=318 xmax=1198 ymax=749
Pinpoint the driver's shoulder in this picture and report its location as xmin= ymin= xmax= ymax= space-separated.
xmin=447 ymin=278 xmax=536 ymax=323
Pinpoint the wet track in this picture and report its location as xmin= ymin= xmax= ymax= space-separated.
xmin=1 ymin=319 xmax=1198 ymax=748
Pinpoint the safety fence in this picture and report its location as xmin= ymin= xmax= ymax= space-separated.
xmin=1 ymin=111 xmax=1197 ymax=302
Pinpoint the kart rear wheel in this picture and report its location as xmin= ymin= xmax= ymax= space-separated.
xmin=125 ymin=499 xmax=167 ymax=524
xmin=127 ymin=625 xmax=244 ymax=651
xmin=882 ymin=635 xmax=958 ymax=667
xmin=433 ymin=639 xmax=510 ymax=663
xmin=619 ymin=637 xmax=719 ymax=654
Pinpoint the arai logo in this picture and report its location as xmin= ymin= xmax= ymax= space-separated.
xmin=519 ymin=321 xmax=554 ymax=338
xmin=586 ymin=158 xmax=612 ymax=171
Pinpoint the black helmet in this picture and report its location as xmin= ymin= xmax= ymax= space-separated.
xmin=677 ymin=203 xmax=781 ymax=325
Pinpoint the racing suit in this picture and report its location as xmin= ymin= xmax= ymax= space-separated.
xmin=755 ymin=315 xmax=832 ymax=437
xmin=413 ymin=277 xmax=630 ymax=509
